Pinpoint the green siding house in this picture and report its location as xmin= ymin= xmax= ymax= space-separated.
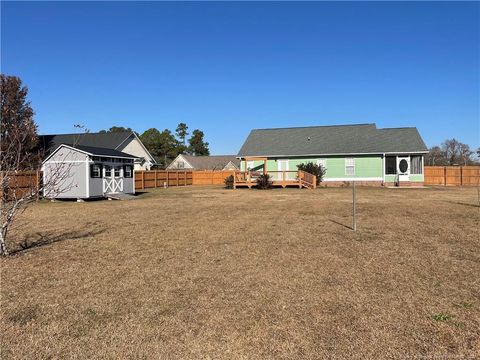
xmin=237 ymin=123 xmax=428 ymax=186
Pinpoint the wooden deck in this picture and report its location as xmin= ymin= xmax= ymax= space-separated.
xmin=233 ymin=171 xmax=316 ymax=189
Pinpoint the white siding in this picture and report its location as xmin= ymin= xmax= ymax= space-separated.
xmin=43 ymin=147 xmax=88 ymax=198
xmin=117 ymin=135 xmax=154 ymax=170
xmin=167 ymin=155 xmax=194 ymax=170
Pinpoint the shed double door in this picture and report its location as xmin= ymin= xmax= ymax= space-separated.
xmin=103 ymin=165 xmax=123 ymax=193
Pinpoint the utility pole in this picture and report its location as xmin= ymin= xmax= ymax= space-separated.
xmin=352 ymin=181 xmax=357 ymax=231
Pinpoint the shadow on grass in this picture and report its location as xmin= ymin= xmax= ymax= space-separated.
xmin=329 ymin=219 xmax=354 ymax=230
xmin=440 ymin=200 xmax=480 ymax=208
xmin=11 ymin=228 xmax=105 ymax=255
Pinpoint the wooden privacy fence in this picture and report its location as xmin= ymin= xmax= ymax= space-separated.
xmin=135 ymin=170 xmax=193 ymax=190
xmin=0 ymin=171 xmax=42 ymax=200
xmin=191 ymin=170 xmax=235 ymax=185
xmin=424 ymin=166 xmax=480 ymax=186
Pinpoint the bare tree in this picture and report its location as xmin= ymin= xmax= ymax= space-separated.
xmin=0 ymin=75 xmax=78 ymax=255
xmin=442 ymin=138 xmax=474 ymax=165
xmin=458 ymin=143 xmax=473 ymax=166
xmin=425 ymin=146 xmax=446 ymax=166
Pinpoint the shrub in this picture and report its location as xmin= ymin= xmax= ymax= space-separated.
xmin=296 ymin=162 xmax=326 ymax=185
xmin=256 ymin=174 xmax=273 ymax=190
xmin=224 ymin=175 xmax=234 ymax=189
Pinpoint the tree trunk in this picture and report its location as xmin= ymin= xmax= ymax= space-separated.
xmin=0 ymin=229 xmax=8 ymax=256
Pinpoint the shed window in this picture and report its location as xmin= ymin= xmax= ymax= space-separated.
xmin=114 ymin=167 xmax=121 ymax=177
xmin=124 ymin=165 xmax=132 ymax=178
xmin=411 ymin=156 xmax=423 ymax=174
xmin=177 ymin=161 xmax=184 ymax=169
xmin=91 ymin=164 xmax=101 ymax=178
xmin=104 ymin=166 xmax=112 ymax=177
xmin=345 ymin=158 xmax=355 ymax=175
xmin=385 ymin=156 xmax=397 ymax=175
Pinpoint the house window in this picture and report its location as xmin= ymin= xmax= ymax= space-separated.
xmin=316 ymin=159 xmax=326 ymax=169
xmin=345 ymin=158 xmax=355 ymax=175
xmin=247 ymin=161 xmax=254 ymax=170
xmin=385 ymin=156 xmax=397 ymax=175
xmin=91 ymin=164 xmax=101 ymax=178
xmin=124 ymin=165 xmax=132 ymax=178
xmin=177 ymin=161 xmax=184 ymax=169
xmin=114 ymin=166 xmax=121 ymax=177
xmin=104 ymin=165 xmax=112 ymax=177
xmin=411 ymin=155 xmax=423 ymax=174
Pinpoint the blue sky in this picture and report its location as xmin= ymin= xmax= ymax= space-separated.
xmin=2 ymin=1 xmax=479 ymax=154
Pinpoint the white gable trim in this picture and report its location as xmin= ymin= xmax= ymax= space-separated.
xmin=167 ymin=154 xmax=195 ymax=170
xmin=42 ymin=144 xmax=91 ymax=164
xmin=42 ymin=144 xmax=137 ymax=164
xmin=223 ymin=161 xmax=239 ymax=170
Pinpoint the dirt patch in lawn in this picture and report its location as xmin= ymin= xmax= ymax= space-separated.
xmin=1 ymin=186 xmax=479 ymax=359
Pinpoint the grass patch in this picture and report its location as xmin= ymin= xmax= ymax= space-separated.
xmin=432 ymin=313 xmax=452 ymax=322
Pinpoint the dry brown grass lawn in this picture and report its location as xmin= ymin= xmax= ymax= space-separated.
xmin=1 ymin=186 xmax=479 ymax=359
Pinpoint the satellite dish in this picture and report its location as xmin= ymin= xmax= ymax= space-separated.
xmin=399 ymin=159 xmax=408 ymax=173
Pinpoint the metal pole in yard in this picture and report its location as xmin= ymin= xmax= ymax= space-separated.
xmin=352 ymin=181 xmax=356 ymax=232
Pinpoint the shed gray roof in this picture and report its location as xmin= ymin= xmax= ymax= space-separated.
xmin=182 ymin=155 xmax=240 ymax=170
xmin=237 ymin=124 xmax=428 ymax=157
xmin=70 ymin=145 xmax=137 ymax=159
xmin=38 ymin=132 xmax=133 ymax=154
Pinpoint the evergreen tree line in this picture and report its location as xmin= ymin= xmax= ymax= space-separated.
xmin=100 ymin=123 xmax=210 ymax=168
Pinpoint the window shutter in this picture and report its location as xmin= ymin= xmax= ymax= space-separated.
xmin=90 ymin=164 xmax=95 ymax=178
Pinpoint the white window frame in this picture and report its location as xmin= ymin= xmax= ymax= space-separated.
xmin=316 ymin=159 xmax=326 ymax=169
xmin=247 ymin=161 xmax=254 ymax=171
xmin=92 ymin=164 xmax=101 ymax=178
xmin=124 ymin=166 xmax=132 ymax=178
xmin=104 ymin=165 xmax=112 ymax=177
xmin=345 ymin=158 xmax=355 ymax=175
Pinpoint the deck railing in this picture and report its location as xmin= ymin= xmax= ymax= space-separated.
xmin=233 ymin=170 xmax=316 ymax=189
xmin=298 ymin=170 xmax=317 ymax=189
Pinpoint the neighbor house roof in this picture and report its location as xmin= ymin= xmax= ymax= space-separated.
xmin=38 ymin=132 xmax=133 ymax=154
xmin=178 ymin=155 xmax=240 ymax=170
xmin=237 ymin=123 xmax=428 ymax=157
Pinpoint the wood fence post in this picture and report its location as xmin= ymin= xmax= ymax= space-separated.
xmin=154 ymin=170 xmax=158 ymax=188
xmin=176 ymin=171 xmax=179 ymax=186
xmin=184 ymin=171 xmax=187 ymax=186
xmin=460 ymin=167 xmax=463 ymax=186
xmin=444 ymin=166 xmax=447 ymax=186
xmin=141 ymin=171 xmax=145 ymax=190
xmin=166 ymin=171 xmax=169 ymax=187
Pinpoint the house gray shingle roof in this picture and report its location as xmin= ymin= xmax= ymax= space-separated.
xmin=38 ymin=132 xmax=133 ymax=154
xmin=237 ymin=124 xmax=428 ymax=157
xmin=182 ymin=155 xmax=240 ymax=170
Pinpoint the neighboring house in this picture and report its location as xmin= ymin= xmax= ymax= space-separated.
xmin=38 ymin=131 xmax=156 ymax=170
xmin=237 ymin=123 xmax=428 ymax=186
xmin=42 ymin=144 xmax=136 ymax=199
xmin=167 ymin=154 xmax=240 ymax=171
